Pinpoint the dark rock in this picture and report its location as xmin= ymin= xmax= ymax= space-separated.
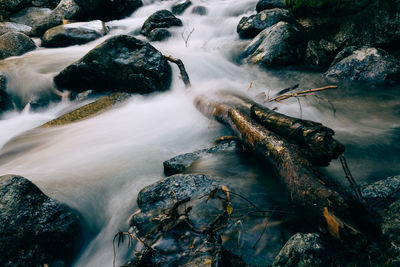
xmin=256 ymin=0 xmax=284 ymax=12
xmin=54 ymin=35 xmax=171 ymax=94
xmin=31 ymin=0 xmax=84 ymax=37
xmin=272 ymin=233 xmax=328 ymax=267
xmin=31 ymin=0 xmax=60 ymax=8
xmin=305 ymin=39 xmax=333 ymax=68
xmin=0 ymin=174 xmax=81 ymax=267
xmin=0 ymin=22 xmax=32 ymax=36
xmin=362 ymin=175 xmax=400 ymax=201
xmin=41 ymin=20 xmax=108 ymax=47
xmin=171 ymin=0 xmax=191 ymax=15
xmin=381 ymin=200 xmax=400 ymax=266
xmin=0 ymin=32 xmax=36 ymax=60
xmin=147 ymin=28 xmax=171 ymax=42
xmin=0 ymin=74 xmax=13 ymax=113
xmin=325 ymin=47 xmax=400 ymax=83
xmin=163 ymin=140 xmax=239 ymax=176
xmin=191 ymin=5 xmax=207 ymax=16
xmin=237 ymin=8 xmax=294 ymax=39
xmin=141 ymin=9 xmax=182 ymax=37
xmin=0 ymin=0 xmax=31 ymax=20
xmin=74 ymin=0 xmax=142 ymax=21
xmin=10 ymin=7 xmax=52 ymax=30
xmin=242 ymin=21 xmax=307 ymax=68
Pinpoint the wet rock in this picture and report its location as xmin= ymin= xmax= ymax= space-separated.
xmin=0 ymin=22 xmax=31 ymax=36
xmin=31 ymin=0 xmax=84 ymax=37
xmin=325 ymin=47 xmax=400 ymax=83
xmin=0 ymin=0 xmax=31 ymax=20
xmin=305 ymin=39 xmax=332 ymax=68
xmin=362 ymin=175 xmax=400 ymax=201
xmin=0 ymin=32 xmax=36 ymax=60
xmin=10 ymin=7 xmax=51 ymax=30
xmin=74 ymin=0 xmax=142 ymax=21
xmin=54 ymin=35 xmax=171 ymax=94
xmin=0 ymin=74 xmax=13 ymax=113
xmin=381 ymin=200 xmax=400 ymax=266
xmin=256 ymin=0 xmax=285 ymax=12
xmin=0 ymin=174 xmax=81 ymax=267
xmin=272 ymin=233 xmax=328 ymax=267
xmin=237 ymin=8 xmax=294 ymax=39
xmin=172 ymin=0 xmax=191 ymax=15
xmin=41 ymin=92 xmax=131 ymax=127
xmin=163 ymin=140 xmax=239 ymax=176
xmin=31 ymin=0 xmax=60 ymax=8
xmin=141 ymin=10 xmax=182 ymax=37
xmin=41 ymin=20 xmax=108 ymax=47
xmin=242 ymin=21 xmax=307 ymax=68
xmin=191 ymin=5 xmax=207 ymax=16
xmin=286 ymin=0 xmax=373 ymax=16
xmin=147 ymin=28 xmax=171 ymax=42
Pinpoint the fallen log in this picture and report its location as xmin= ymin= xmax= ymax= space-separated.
xmin=194 ymin=92 xmax=379 ymax=245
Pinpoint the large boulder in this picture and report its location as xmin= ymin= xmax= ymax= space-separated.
xmin=74 ymin=0 xmax=142 ymax=21
xmin=242 ymin=21 xmax=307 ymax=68
xmin=0 ymin=22 xmax=31 ymax=36
xmin=362 ymin=175 xmax=400 ymax=202
xmin=381 ymin=200 xmax=400 ymax=266
xmin=171 ymin=0 xmax=192 ymax=15
xmin=31 ymin=0 xmax=60 ymax=8
xmin=0 ymin=0 xmax=31 ymax=20
xmin=256 ymin=0 xmax=285 ymax=12
xmin=54 ymin=35 xmax=171 ymax=94
xmin=141 ymin=10 xmax=182 ymax=37
xmin=41 ymin=20 xmax=108 ymax=47
xmin=31 ymin=0 xmax=84 ymax=36
xmin=272 ymin=233 xmax=329 ymax=266
xmin=325 ymin=47 xmax=400 ymax=83
xmin=10 ymin=7 xmax=52 ymax=30
xmin=237 ymin=8 xmax=294 ymax=39
xmin=0 ymin=174 xmax=81 ymax=266
xmin=0 ymin=31 xmax=36 ymax=60
xmin=0 ymin=73 xmax=13 ymax=113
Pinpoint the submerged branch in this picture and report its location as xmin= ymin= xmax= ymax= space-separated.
xmin=164 ymin=55 xmax=191 ymax=88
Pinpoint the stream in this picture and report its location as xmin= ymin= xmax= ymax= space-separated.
xmin=0 ymin=0 xmax=400 ymax=266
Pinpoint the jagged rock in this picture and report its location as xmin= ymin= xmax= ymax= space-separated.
xmin=325 ymin=47 xmax=400 ymax=83
xmin=74 ymin=0 xmax=142 ymax=21
xmin=163 ymin=140 xmax=239 ymax=175
xmin=31 ymin=0 xmax=84 ymax=37
xmin=171 ymin=0 xmax=191 ymax=15
xmin=141 ymin=10 xmax=182 ymax=37
xmin=0 ymin=22 xmax=31 ymax=36
xmin=256 ymin=0 xmax=284 ymax=12
xmin=242 ymin=21 xmax=307 ymax=68
xmin=191 ymin=5 xmax=207 ymax=16
xmin=0 ymin=174 xmax=81 ymax=267
xmin=0 ymin=73 xmax=13 ymax=113
xmin=147 ymin=28 xmax=171 ymax=42
xmin=10 ymin=7 xmax=51 ymax=30
xmin=237 ymin=8 xmax=294 ymax=39
xmin=362 ymin=175 xmax=400 ymax=201
xmin=54 ymin=35 xmax=171 ymax=94
xmin=272 ymin=233 xmax=328 ymax=266
xmin=381 ymin=200 xmax=400 ymax=266
xmin=41 ymin=20 xmax=108 ymax=47
xmin=0 ymin=32 xmax=36 ymax=60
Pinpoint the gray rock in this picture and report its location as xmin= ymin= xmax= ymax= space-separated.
xmin=31 ymin=0 xmax=84 ymax=37
xmin=141 ymin=9 xmax=182 ymax=37
xmin=41 ymin=20 xmax=108 ymax=47
xmin=362 ymin=175 xmax=400 ymax=200
xmin=273 ymin=233 xmax=328 ymax=267
xmin=0 ymin=0 xmax=31 ymax=19
xmin=10 ymin=7 xmax=52 ymax=30
xmin=237 ymin=8 xmax=294 ymax=39
xmin=147 ymin=28 xmax=171 ymax=42
xmin=0 ymin=32 xmax=36 ymax=60
xmin=54 ymin=35 xmax=171 ymax=94
xmin=0 ymin=74 xmax=13 ymax=113
xmin=256 ymin=0 xmax=285 ymax=12
xmin=305 ymin=39 xmax=332 ymax=68
xmin=381 ymin=200 xmax=400 ymax=266
xmin=171 ymin=0 xmax=192 ymax=15
xmin=242 ymin=21 xmax=307 ymax=68
xmin=74 ymin=0 xmax=142 ymax=21
xmin=163 ymin=140 xmax=239 ymax=176
xmin=31 ymin=0 xmax=60 ymax=8
xmin=191 ymin=5 xmax=207 ymax=16
xmin=0 ymin=22 xmax=32 ymax=36
xmin=0 ymin=174 xmax=81 ymax=267
xmin=325 ymin=47 xmax=400 ymax=83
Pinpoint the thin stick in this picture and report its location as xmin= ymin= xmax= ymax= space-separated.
xmin=164 ymin=55 xmax=191 ymax=88
xmin=339 ymin=155 xmax=363 ymax=200
xmin=267 ymin=85 xmax=338 ymax=102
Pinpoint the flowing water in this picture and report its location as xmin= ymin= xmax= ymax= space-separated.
xmin=0 ymin=0 xmax=399 ymax=266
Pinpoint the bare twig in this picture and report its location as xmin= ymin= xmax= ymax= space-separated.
xmin=181 ymin=27 xmax=195 ymax=47
xmin=339 ymin=155 xmax=363 ymax=201
xmin=276 ymin=84 xmax=299 ymax=96
xmin=164 ymin=55 xmax=191 ymax=88
xmin=267 ymin=85 xmax=338 ymax=102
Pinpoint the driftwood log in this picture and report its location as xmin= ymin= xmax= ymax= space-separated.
xmin=194 ymin=91 xmax=380 ymax=245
